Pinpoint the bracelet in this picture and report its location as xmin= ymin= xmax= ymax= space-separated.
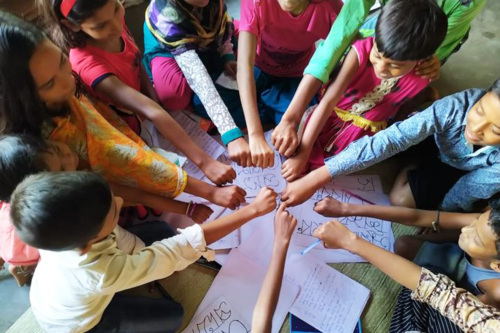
xmin=185 ymin=201 xmax=193 ymax=216
xmin=188 ymin=203 xmax=198 ymax=218
xmin=431 ymin=210 xmax=440 ymax=233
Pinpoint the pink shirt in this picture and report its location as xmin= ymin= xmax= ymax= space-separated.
xmin=335 ymin=37 xmax=430 ymax=120
xmin=0 ymin=202 xmax=39 ymax=266
xmin=238 ymin=0 xmax=342 ymax=77
xmin=70 ymin=26 xmax=142 ymax=104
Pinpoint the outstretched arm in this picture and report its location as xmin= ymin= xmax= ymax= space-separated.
xmin=252 ymin=204 xmax=297 ymax=333
xmin=96 ymin=75 xmax=235 ymax=185
xmin=237 ymin=31 xmax=275 ymax=169
xmin=313 ymin=197 xmax=477 ymax=230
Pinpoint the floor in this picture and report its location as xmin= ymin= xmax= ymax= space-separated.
xmin=1 ymin=0 xmax=499 ymax=331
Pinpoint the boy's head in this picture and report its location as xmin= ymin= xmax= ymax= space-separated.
xmin=459 ymin=209 xmax=500 ymax=271
xmin=464 ymin=79 xmax=500 ymax=146
xmin=10 ymin=171 xmax=122 ymax=253
xmin=0 ymin=135 xmax=79 ymax=202
xmin=371 ymin=0 xmax=447 ymax=79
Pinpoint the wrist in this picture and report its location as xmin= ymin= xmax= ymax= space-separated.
xmin=281 ymin=114 xmax=300 ymax=127
xmin=345 ymin=233 xmax=363 ymax=254
xmin=245 ymin=203 xmax=260 ymax=217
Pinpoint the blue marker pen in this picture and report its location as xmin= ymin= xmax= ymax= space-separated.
xmin=301 ymin=239 xmax=322 ymax=255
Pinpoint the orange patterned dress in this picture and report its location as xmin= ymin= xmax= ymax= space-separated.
xmin=46 ymin=95 xmax=187 ymax=198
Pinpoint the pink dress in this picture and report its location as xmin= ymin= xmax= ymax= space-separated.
xmin=238 ymin=0 xmax=342 ymax=77
xmin=306 ymin=37 xmax=430 ymax=170
xmin=0 ymin=202 xmax=39 ymax=266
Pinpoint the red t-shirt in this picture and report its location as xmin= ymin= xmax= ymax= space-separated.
xmin=238 ymin=0 xmax=342 ymax=77
xmin=70 ymin=26 xmax=142 ymax=104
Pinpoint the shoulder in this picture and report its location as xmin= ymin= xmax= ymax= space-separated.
xmin=351 ymin=37 xmax=373 ymax=64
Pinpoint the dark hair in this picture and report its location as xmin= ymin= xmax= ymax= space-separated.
xmin=0 ymin=10 xmax=51 ymax=136
xmin=488 ymin=78 xmax=500 ymax=99
xmin=0 ymin=10 xmax=78 ymax=137
xmin=488 ymin=208 xmax=500 ymax=259
xmin=10 ymin=171 xmax=112 ymax=251
xmin=375 ymin=0 xmax=448 ymax=61
xmin=43 ymin=0 xmax=109 ymax=48
xmin=0 ymin=135 xmax=51 ymax=202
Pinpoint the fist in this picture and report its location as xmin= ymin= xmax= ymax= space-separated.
xmin=251 ymin=187 xmax=278 ymax=215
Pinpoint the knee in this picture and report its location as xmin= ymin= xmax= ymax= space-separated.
xmin=394 ymin=235 xmax=420 ymax=260
xmin=155 ymin=80 xmax=193 ymax=111
xmin=389 ymin=184 xmax=415 ymax=208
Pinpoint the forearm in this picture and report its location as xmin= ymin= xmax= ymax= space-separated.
xmin=183 ymin=176 xmax=214 ymax=201
xmin=174 ymin=50 xmax=240 ymax=140
xmin=252 ymin=242 xmax=289 ymax=333
xmin=298 ymin=104 xmax=332 ymax=154
xmin=109 ymin=182 xmax=188 ymax=215
xmin=347 ymin=236 xmax=421 ymax=290
xmin=237 ymin=32 xmax=263 ymax=138
xmin=284 ymin=74 xmax=323 ymax=126
xmin=201 ymin=204 xmax=259 ymax=244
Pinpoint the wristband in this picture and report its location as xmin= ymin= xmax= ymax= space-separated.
xmin=431 ymin=210 xmax=440 ymax=232
xmin=185 ymin=201 xmax=192 ymax=216
xmin=188 ymin=203 xmax=198 ymax=218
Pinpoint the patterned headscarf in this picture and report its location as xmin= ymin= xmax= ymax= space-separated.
xmin=145 ymin=0 xmax=233 ymax=56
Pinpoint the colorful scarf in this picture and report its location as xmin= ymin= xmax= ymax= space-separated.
xmin=45 ymin=95 xmax=187 ymax=198
xmin=145 ymin=0 xmax=233 ymax=55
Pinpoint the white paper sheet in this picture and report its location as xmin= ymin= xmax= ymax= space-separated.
xmin=287 ymin=254 xmax=370 ymax=333
xmin=293 ymin=189 xmax=394 ymax=257
xmin=183 ymin=296 xmax=250 ymax=333
xmin=215 ymin=72 xmax=239 ymax=91
xmin=192 ymin=249 xmax=300 ymax=333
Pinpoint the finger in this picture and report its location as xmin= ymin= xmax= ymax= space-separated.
xmin=285 ymin=172 xmax=297 ymax=182
xmin=283 ymin=144 xmax=296 ymax=158
xmin=277 ymin=202 xmax=287 ymax=214
xmin=229 ymin=167 xmax=236 ymax=180
xmin=236 ymin=186 xmax=247 ymax=197
xmin=268 ymin=152 xmax=275 ymax=168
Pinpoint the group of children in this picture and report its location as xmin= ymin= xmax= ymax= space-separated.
xmin=0 ymin=0 xmax=499 ymax=331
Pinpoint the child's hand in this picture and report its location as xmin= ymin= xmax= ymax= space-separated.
xmin=274 ymin=203 xmax=297 ymax=244
xmin=281 ymin=154 xmax=307 ymax=182
xmin=313 ymin=220 xmax=357 ymax=250
xmin=415 ymin=54 xmax=441 ymax=81
xmin=250 ymin=187 xmax=278 ymax=215
xmin=249 ymin=135 xmax=275 ymax=168
xmin=201 ymin=159 xmax=236 ymax=185
xmin=227 ymin=137 xmax=253 ymax=167
xmin=224 ymin=61 xmax=237 ymax=79
xmin=272 ymin=120 xmax=299 ymax=157
xmin=190 ymin=204 xmax=214 ymax=224
xmin=210 ymin=185 xmax=247 ymax=210
xmin=313 ymin=197 xmax=349 ymax=217
xmin=281 ymin=177 xmax=316 ymax=206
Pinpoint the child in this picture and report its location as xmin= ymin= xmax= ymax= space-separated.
xmin=43 ymin=0 xmax=235 ymax=186
xmin=272 ymin=0 xmax=486 ymax=157
xmin=0 ymin=134 xmax=212 ymax=286
xmin=314 ymin=196 xmax=500 ymax=308
xmin=282 ymin=79 xmax=500 ymax=212
xmin=281 ymin=0 xmax=447 ymax=181
xmin=313 ymin=220 xmax=500 ymax=333
xmin=0 ymin=11 xmax=245 ymax=211
xmin=10 ymin=172 xmax=278 ymax=332
xmin=252 ymin=203 xmax=297 ymax=332
xmin=236 ymin=0 xmax=342 ymax=168
xmin=143 ymin=0 xmax=252 ymax=167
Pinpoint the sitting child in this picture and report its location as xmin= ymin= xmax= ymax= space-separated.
xmin=281 ymin=0 xmax=448 ymax=180
xmin=282 ymin=77 xmax=500 ymax=212
xmin=43 ymin=0 xmax=235 ymax=186
xmin=10 ymin=172 xmax=278 ymax=332
xmin=313 ymin=220 xmax=500 ymax=333
xmin=0 ymin=11 xmax=245 ymax=211
xmin=314 ymin=196 xmax=500 ymax=331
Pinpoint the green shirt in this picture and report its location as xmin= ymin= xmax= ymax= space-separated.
xmin=304 ymin=0 xmax=487 ymax=83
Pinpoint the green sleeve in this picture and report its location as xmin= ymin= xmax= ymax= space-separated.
xmin=436 ymin=0 xmax=487 ymax=61
xmin=303 ymin=0 xmax=375 ymax=83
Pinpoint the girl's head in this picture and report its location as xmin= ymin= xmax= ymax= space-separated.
xmin=464 ymin=79 xmax=500 ymax=147
xmin=44 ymin=0 xmax=124 ymax=48
xmin=458 ymin=209 xmax=500 ymax=271
xmin=370 ymin=0 xmax=447 ymax=80
xmin=0 ymin=134 xmax=79 ymax=202
xmin=0 ymin=11 xmax=76 ymax=136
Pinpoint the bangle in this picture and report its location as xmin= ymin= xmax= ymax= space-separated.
xmin=188 ymin=203 xmax=198 ymax=218
xmin=185 ymin=201 xmax=192 ymax=216
xmin=431 ymin=210 xmax=440 ymax=232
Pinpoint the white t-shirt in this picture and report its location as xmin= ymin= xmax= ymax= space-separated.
xmin=30 ymin=224 xmax=213 ymax=333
